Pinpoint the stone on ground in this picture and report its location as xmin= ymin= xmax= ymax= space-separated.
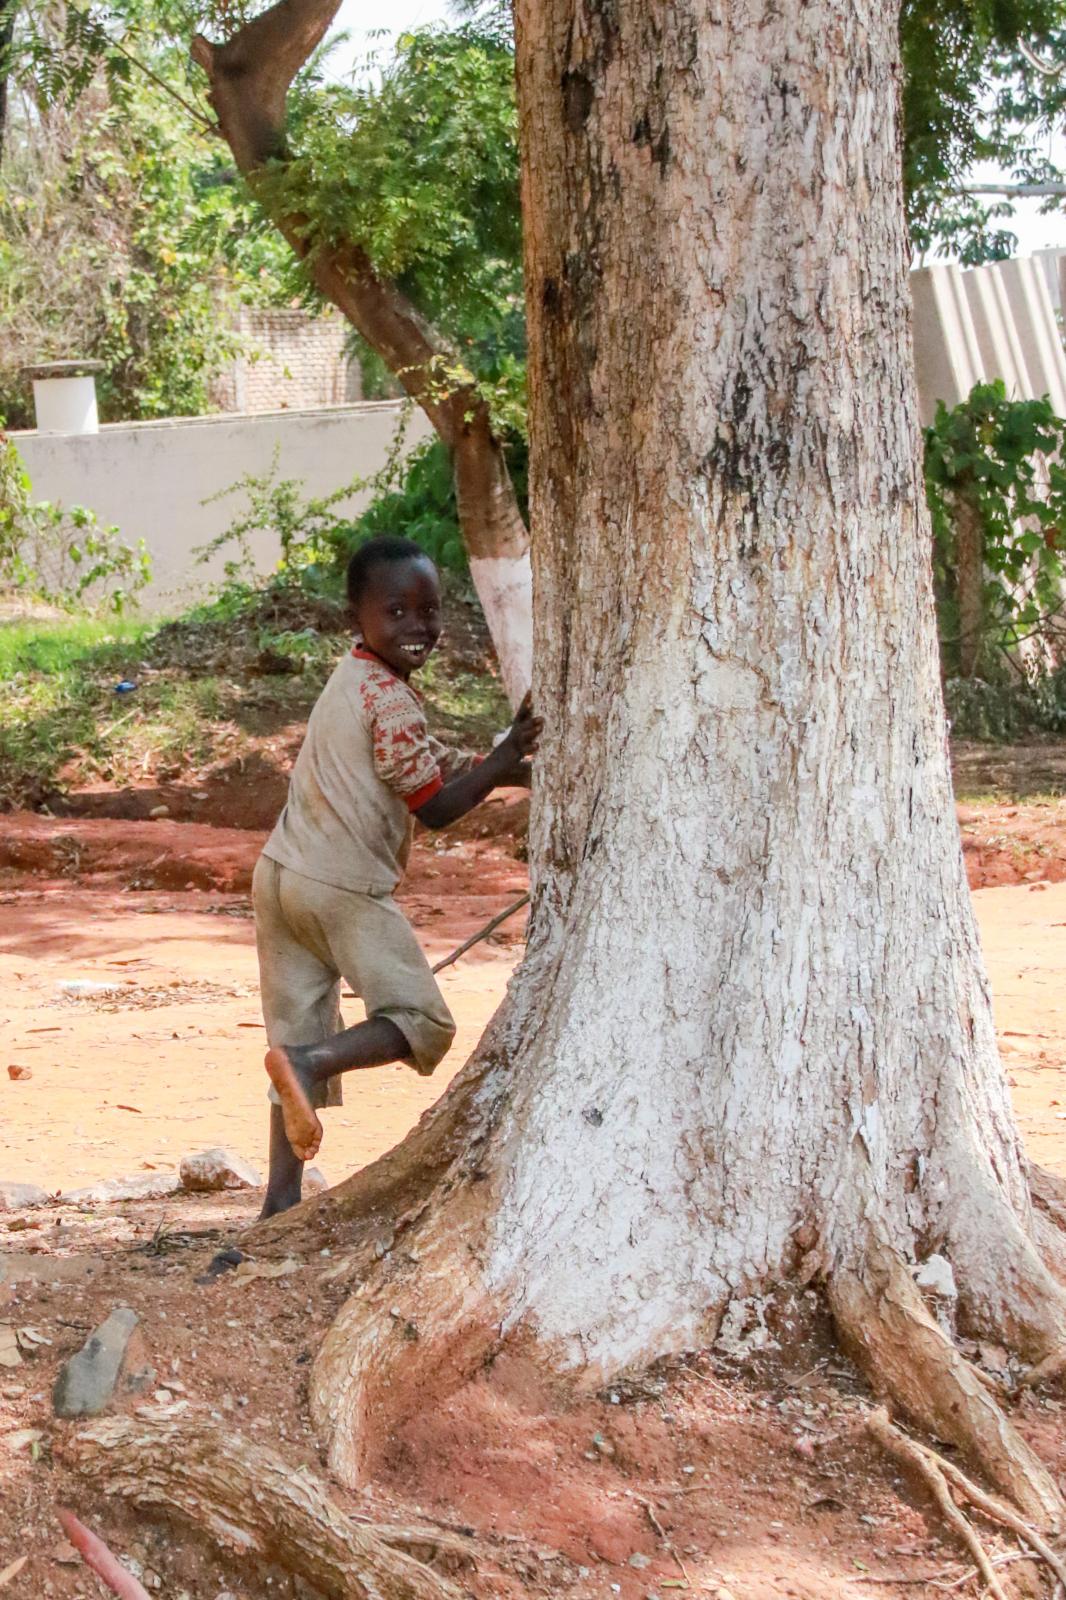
xmin=179 ymin=1148 xmax=262 ymax=1192
xmin=0 ymin=1181 xmax=50 ymax=1211
xmin=59 ymin=1172 xmax=180 ymax=1206
xmin=304 ymin=1166 xmax=330 ymax=1194
xmin=53 ymin=1307 xmax=152 ymax=1418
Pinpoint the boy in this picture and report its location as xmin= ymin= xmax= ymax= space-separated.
xmin=252 ymin=535 xmax=541 ymax=1216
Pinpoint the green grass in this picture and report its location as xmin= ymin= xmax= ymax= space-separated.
xmin=0 ymin=583 xmax=507 ymax=810
xmin=0 ymin=614 xmax=179 ymax=804
xmin=0 ymin=614 xmax=153 ymax=678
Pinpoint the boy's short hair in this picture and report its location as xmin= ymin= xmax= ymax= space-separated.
xmin=346 ymin=536 xmax=435 ymax=608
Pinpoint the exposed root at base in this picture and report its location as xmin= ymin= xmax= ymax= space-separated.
xmin=311 ymin=1171 xmax=499 ymax=1486
xmin=866 ymin=1406 xmax=1066 ymax=1596
xmin=828 ymin=1238 xmax=1064 ymax=1527
xmin=63 ymin=1414 xmax=463 ymax=1600
xmin=866 ymin=1408 xmax=1012 ymax=1600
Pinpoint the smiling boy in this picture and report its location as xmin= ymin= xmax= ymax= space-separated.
xmin=252 ymin=535 xmax=541 ymax=1216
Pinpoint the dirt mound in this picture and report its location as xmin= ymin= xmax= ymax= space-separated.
xmin=4 ymin=792 xmax=1060 ymax=896
xmin=0 ymin=813 xmax=263 ymax=892
xmin=0 ymin=805 xmax=534 ymax=896
xmin=48 ymin=744 xmax=298 ymax=833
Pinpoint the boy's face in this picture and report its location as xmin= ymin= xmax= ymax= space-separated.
xmin=354 ymin=556 xmax=443 ymax=678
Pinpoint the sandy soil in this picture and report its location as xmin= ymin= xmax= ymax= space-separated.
xmin=0 ymin=821 xmax=1064 ymax=1600
xmin=0 ymin=834 xmax=527 ymax=1195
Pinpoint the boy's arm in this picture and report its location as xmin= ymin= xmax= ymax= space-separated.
xmin=414 ymin=696 xmax=541 ymax=831
xmin=426 ymin=733 xmax=482 ymax=782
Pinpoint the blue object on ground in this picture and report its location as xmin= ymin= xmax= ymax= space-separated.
xmin=113 ymin=681 xmax=138 ymax=694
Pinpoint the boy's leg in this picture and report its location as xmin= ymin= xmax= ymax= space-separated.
xmin=254 ymin=859 xmax=344 ymax=1216
xmin=281 ymin=886 xmax=455 ymax=1071
xmin=264 ymin=890 xmax=455 ymax=1130
xmin=263 ymin=1014 xmax=410 ymax=1183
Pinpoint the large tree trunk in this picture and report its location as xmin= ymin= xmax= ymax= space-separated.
xmin=190 ymin=3 xmax=532 ymax=705
xmin=300 ymin=0 xmax=1066 ymax=1520
xmin=0 ymin=0 xmax=16 ymax=166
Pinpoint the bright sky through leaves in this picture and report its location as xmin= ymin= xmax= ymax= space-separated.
xmin=325 ymin=0 xmax=1066 ymax=259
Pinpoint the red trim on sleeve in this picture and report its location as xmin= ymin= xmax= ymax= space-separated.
xmin=405 ymin=774 xmax=443 ymax=812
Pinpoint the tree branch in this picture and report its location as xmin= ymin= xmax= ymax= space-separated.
xmin=190 ymin=0 xmax=532 ymax=698
xmin=957 ymin=182 xmax=1066 ymax=197
xmin=191 ymin=0 xmax=343 ymax=167
xmin=1018 ymin=39 xmax=1065 ymax=79
xmin=109 ymin=33 xmax=218 ymax=133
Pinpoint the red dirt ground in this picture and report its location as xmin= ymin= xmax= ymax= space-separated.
xmin=0 ymin=801 xmax=1064 ymax=1599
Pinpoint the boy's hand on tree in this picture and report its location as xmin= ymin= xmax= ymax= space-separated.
xmin=490 ymin=692 xmax=542 ymax=785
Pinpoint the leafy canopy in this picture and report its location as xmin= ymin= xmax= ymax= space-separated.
xmin=902 ymin=0 xmax=1066 ymax=261
xmin=0 ymin=37 xmax=291 ymax=424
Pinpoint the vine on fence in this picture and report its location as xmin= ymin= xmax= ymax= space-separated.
xmin=0 ymin=434 xmax=151 ymax=613
xmin=924 ymin=381 xmax=1066 ymax=682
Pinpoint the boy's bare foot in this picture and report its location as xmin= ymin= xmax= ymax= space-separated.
xmin=264 ymin=1047 xmax=323 ymax=1161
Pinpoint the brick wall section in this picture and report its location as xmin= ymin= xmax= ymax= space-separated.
xmin=212 ymin=307 xmax=362 ymax=413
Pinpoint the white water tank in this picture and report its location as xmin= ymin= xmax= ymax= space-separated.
xmin=23 ymin=360 xmax=105 ymax=434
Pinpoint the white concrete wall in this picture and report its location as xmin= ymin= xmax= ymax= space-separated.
xmin=10 ymin=401 xmax=433 ymax=612
xmin=911 ymin=255 xmax=1066 ymax=425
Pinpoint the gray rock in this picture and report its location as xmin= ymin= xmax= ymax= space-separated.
xmin=303 ymin=1166 xmax=330 ymax=1194
xmin=59 ymin=1173 xmax=180 ymax=1206
xmin=0 ymin=1182 xmax=50 ymax=1212
xmin=53 ymin=1308 xmax=145 ymax=1418
xmin=179 ymin=1148 xmax=262 ymax=1192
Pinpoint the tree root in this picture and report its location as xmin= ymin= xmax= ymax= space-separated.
xmin=828 ymin=1238 xmax=1064 ymax=1527
xmin=866 ymin=1408 xmax=1012 ymax=1600
xmin=55 ymin=1509 xmax=151 ymax=1600
xmin=867 ymin=1406 xmax=1066 ymax=1595
xmin=311 ymin=1170 xmax=499 ymax=1486
xmin=1029 ymin=1163 xmax=1066 ymax=1234
xmin=62 ymin=1413 xmax=463 ymax=1600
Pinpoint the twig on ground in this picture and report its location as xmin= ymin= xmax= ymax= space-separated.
xmin=55 ymin=1510 xmax=152 ymax=1600
xmin=636 ymin=1495 xmax=692 ymax=1586
xmin=431 ymin=893 xmax=530 ymax=974
xmin=854 ymin=1550 xmax=1032 ymax=1588
xmin=865 ymin=1410 xmax=1010 ymax=1600
xmin=931 ymin=1447 xmax=1066 ymax=1589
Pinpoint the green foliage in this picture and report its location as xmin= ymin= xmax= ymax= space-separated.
xmin=197 ymin=412 xmax=417 ymax=594
xmin=198 ymin=413 xmax=528 ymax=604
xmin=267 ymin=26 xmax=525 ymax=432
xmin=901 ymin=0 xmax=1066 ymax=261
xmin=0 ymin=433 xmax=151 ymax=611
xmin=944 ymin=667 xmax=1066 ymax=736
xmin=351 ymin=433 xmax=528 ymax=575
xmin=925 ymin=381 xmax=1066 ymax=676
xmin=0 ymin=40 xmax=290 ymax=425
xmin=351 ymin=438 xmax=467 ymax=575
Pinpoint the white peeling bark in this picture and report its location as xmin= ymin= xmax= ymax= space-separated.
xmin=467 ymin=553 xmax=533 ymax=706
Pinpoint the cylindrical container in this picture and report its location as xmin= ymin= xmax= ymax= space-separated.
xmin=23 ymin=361 xmax=105 ymax=434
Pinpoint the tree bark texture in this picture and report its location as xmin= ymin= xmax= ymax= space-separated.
xmin=0 ymin=0 xmax=16 ymax=167
xmin=190 ymin=5 xmax=532 ymax=704
xmin=65 ymin=1414 xmax=463 ymax=1600
xmin=298 ymin=0 xmax=1066 ymax=1517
